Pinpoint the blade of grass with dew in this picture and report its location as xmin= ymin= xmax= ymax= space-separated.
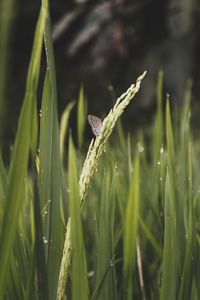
xmin=166 ymin=95 xmax=184 ymax=279
xmin=68 ymin=135 xmax=89 ymax=300
xmin=57 ymin=71 xmax=147 ymax=299
xmin=43 ymin=7 xmax=63 ymax=299
xmin=34 ymin=163 xmax=49 ymax=300
xmin=60 ymin=100 xmax=76 ymax=162
xmin=0 ymin=0 xmax=48 ymax=296
xmin=38 ymin=70 xmax=61 ymax=300
xmin=38 ymin=71 xmax=53 ymax=251
xmin=178 ymin=141 xmax=196 ymax=300
xmin=179 ymin=81 xmax=192 ymax=231
xmin=153 ymin=71 xmax=164 ymax=164
xmin=165 ymin=95 xmax=175 ymax=176
xmin=160 ymin=170 xmax=177 ymax=300
xmin=150 ymin=71 xmax=164 ymax=231
xmin=95 ymin=170 xmax=117 ymax=300
xmin=123 ymin=152 xmax=140 ymax=299
xmin=77 ymin=86 xmax=87 ymax=150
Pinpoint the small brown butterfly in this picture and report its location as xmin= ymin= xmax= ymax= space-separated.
xmin=88 ymin=115 xmax=102 ymax=136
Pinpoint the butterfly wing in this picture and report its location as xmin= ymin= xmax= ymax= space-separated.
xmin=88 ymin=115 xmax=102 ymax=136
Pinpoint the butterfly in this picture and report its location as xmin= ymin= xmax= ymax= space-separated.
xmin=88 ymin=115 xmax=102 ymax=136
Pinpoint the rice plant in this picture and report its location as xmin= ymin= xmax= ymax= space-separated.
xmin=0 ymin=1 xmax=199 ymax=300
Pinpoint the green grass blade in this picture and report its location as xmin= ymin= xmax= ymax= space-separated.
xmin=39 ymin=70 xmax=61 ymax=300
xmin=116 ymin=117 xmax=127 ymax=154
xmin=123 ymin=152 xmax=140 ymax=299
xmin=160 ymin=170 xmax=177 ymax=300
xmin=43 ymin=8 xmax=62 ymax=299
xmin=179 ymin=81 xmax=192 ymax=229
xmin=60 ymin=101 xmax=76 ymax=162
xmin=68 ymin=135 xmax=89 ymax=300
xmin=0 ymin=152 xmax=7 ymax=205
xmin=178 ymin=142 xmax=195 ymax=300
xmin=165 ymin=95 xmax=175 ymax=173
xmin=34 ymin=166 xmax=49 ymax=300
xmin=0 ymin=1 xmax=47 ymax=296
xmin=0 ymin=0 xmax=15 ymax=140
xmin=77 ymin=86 xmax=87 ymax=150
xmin=95 ymin=170 xmax=117 ymax=300
xmin=153 ymin=71 xmax=164 ymax=163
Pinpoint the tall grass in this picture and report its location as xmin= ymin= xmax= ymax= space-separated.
xmin=0 ymin=1 xmax=200 ymax=300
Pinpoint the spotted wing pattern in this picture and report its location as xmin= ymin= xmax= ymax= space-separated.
xmin=88 ymin=115 xmax=102 ymax=136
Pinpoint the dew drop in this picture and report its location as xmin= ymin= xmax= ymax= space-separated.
xmin=88 ymin=270 xmax=95 ymax=278
xmin=138 ymin=146 xmax=144 ymax=152
xmin=110 ymin=257 xmax=115 ymax=267
xmin=43 ymin=237 xmax=48 ymax=244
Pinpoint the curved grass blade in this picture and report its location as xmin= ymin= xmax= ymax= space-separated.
xmin=178 ymin=142 xmax=195 ymax=300
xmin=123 ymin=152 xmax=140 ymax=299
xmin=0 ymin=0 xmax=48 ymax=296
xmin=160 ymin=170 xmax=177 ymax=300
xmin=34 ymin=166 xmax=49 ymax=300
xmin=39 ymin=70 xmax=61 ymax=300
xmin=68 ymin=135 xmax=89 ymax=300
xmin=77 ymin=86 xmax=87 ymax=150
xmin=60 ymin=101 xmax=75 ymax=162
xmin=42 ymin=7 xmax=63 ymax=299
xmin=95 ymin=170 xmax=117 ymax=300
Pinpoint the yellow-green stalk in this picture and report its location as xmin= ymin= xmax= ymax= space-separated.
xmin=57 ymin=71 xmax=147 ymax=300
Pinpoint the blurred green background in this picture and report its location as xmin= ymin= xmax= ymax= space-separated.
xmin=1 ymin=0 xmax=200 ymax=156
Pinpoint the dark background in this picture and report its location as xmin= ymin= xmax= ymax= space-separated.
xmin=4 ymin=0 xmax=200 ymax=148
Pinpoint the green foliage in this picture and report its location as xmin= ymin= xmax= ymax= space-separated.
xmin=123 ymin=153 xmax=140 ymax=299
xmin=0 ymin=0 xmax=16 ymax=139
xmin=0 ymin=1 xmax=199 ymax=300
xmin=77 ymin=86 xmax=88 ymax=150
xmin=0 ymin=0 xmax=47 ymax=297
xmin=68 ymin=135 xmax=89 ymax=300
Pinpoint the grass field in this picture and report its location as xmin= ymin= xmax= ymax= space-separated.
xmin=0 ymin=1 xmax=199 ymax=299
